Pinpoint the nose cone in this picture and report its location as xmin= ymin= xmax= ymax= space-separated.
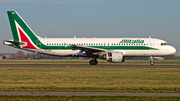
xmin=170 ymin=46 xmax=176 ymax=54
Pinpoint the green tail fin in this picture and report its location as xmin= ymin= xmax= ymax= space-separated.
xmin=7 ymin=11 xmax=39 ymax=42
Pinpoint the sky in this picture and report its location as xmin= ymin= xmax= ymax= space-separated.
xmin=0 ymin=0 xmax=180 ymax=55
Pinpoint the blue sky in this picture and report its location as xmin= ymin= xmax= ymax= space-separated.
xmin=0 ymin=0 xmax=180 ymax=55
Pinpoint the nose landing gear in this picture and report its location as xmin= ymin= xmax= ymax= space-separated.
xmin=89 ymin=59 xmax=98 ymax=65
xmin=150 ymin=56 xmax=154 ymax=65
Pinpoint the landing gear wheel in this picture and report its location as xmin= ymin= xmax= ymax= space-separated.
xmin=95 ymin=60 xmax=98 ymax=64
xmin=150 ymin=61 xmax=154 ymax=65
xmin=149 ymin=56 xmax=154 ymax=65
xmin=89 ymin=59 xmax=98 ymax=65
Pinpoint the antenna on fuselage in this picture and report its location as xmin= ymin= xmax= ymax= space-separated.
xmin=149 ymin=36 xmax=151 ymax=39
xmin=74 ymin=36 xmax=76 ymax=38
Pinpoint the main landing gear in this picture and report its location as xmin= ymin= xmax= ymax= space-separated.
xmin=150 ymin=56 xmax=154 ymax=65
xmin=89 ymin=58 xmax=98 ymax=65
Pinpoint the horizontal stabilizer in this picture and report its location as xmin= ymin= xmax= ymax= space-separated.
xmin=3 ymin=40 xmax=26 ymax=45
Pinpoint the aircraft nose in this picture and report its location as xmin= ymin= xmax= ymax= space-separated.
xmin=170 ymin=46 xmax=176 ymax=54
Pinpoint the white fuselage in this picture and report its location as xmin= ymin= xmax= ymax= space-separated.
xmin=23 ymin=37 xmax=176 ymax=57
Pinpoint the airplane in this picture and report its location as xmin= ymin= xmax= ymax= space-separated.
xmin=3 ymin=11 xmax=176 ymax=65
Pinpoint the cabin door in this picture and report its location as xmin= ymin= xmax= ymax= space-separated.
xmin=149 ymin=40 xmax=155 ymax=50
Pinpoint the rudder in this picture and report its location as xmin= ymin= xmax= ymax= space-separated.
xmin=7 ymin=11 xmax=40 ymax=49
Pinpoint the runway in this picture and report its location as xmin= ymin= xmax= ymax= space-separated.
xmin=0 ymin=64 xmax=180 ymax=68
xmin=0 ymin=92 xmax=180 ymax=97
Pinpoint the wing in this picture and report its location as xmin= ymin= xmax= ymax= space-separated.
xmin=72 ymin=45 xmax=108 ymax=55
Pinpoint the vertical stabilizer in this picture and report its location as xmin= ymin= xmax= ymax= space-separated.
xmin=7 ymin=11 xmax=40 ymax=49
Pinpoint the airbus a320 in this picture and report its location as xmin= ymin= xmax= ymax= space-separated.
xmin=3 ymin=11 xmax=176 ymax=65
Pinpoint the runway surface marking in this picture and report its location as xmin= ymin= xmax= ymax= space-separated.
xmin=0 ymin=92 xmax=180 ymax=97
xmin=0 ymin=64 xmax=180 ymax=68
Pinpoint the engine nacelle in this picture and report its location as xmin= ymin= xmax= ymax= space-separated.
xmin=99 ymin=52 xmax=124 ymax=63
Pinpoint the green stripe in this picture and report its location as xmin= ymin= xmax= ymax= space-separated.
xmin=37 ymin=44 xmax=159 ymax=50
xmin=32 ymin=38 xmax=159 ymax=50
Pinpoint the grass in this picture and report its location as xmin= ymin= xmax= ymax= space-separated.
xmin=0 ymin=60 xmax=180 ymax=65
xmin=0 ymin=96 xmax=180 ymax=101
xmin=0 ymin=67 xmax=180 ymax=92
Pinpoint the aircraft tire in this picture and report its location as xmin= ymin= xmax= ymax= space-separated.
xmin=95 ymin=60 xmax=98 ymax=65
xmin=150 ymin=61 xmax=154 ymax=65
xmin=89 ymin=60 xmax=97 ymax=65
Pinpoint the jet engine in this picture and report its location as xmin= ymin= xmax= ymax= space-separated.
xmin=99 ymin=52 xmax=124 ymax=63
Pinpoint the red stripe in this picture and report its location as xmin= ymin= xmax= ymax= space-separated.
xmin=18 ymin=28 xmax=36 ymax=49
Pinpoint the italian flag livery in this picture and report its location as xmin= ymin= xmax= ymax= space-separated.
xmin=7 ymin=11 xmax=39 ymax=49
xmin=4 ymin=11 xmax=176 ymax=65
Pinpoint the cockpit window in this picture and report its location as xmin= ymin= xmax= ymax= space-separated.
xmin=161 ymin=43 xmax=169 ymax=46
